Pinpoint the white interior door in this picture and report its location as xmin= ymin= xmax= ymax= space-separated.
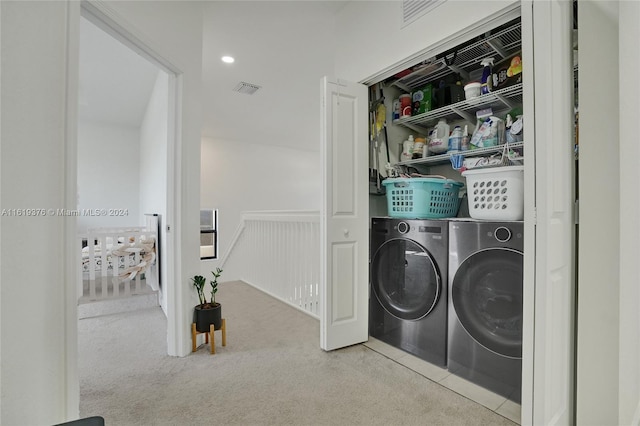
xmin=521 ymin=1 xmax=576 ymax=424
xmin=320 ymin=76 xmax=369 ymax=351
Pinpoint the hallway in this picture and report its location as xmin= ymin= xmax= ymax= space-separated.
xmin=78 ymin=281 xmax=516 ymax=425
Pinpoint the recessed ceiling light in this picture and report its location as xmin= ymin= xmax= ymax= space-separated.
xmin=221 ymin=56 xmax=235 ymax=64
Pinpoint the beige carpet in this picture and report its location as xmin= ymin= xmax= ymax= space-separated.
xmin=79 ymin=281 xmax=516 ymax=426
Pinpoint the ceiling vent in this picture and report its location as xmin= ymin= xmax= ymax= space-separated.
xmin=233 ymin=81 xmax=261 ymax=95
xmin=402 ymin=0 xmax=446 ymax=27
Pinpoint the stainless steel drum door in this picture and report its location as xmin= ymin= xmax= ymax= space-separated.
xmin=451 ymin=247 xmax=523 ymax=358
xmin=371 ymin=237 xmax=441 ymax=321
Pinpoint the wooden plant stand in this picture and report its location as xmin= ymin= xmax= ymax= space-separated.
xmin=191 ymin=319 xmax=226 ymax=354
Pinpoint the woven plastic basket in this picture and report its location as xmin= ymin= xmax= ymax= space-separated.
xmin=462 ymin=165 xmax=524 ymax=220
xmin=382 ymin=177 xmax=463 ymax=219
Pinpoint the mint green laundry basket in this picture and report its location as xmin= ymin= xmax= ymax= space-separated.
xmin=382 ymin=177 xmax=464 ymax=219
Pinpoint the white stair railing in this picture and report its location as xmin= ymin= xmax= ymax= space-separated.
xmin=221 ymin=210 xmax=320 ymax=319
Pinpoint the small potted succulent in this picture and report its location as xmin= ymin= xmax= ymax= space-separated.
xmin=191 ymin=267 xmax=223 ymax=332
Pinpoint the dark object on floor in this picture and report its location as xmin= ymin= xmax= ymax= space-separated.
xmin=55 ymin=416 xmax=105 ymax=426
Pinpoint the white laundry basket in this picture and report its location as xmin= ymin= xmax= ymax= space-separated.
xmin=462 ymin=165 xmax=524 ymax=220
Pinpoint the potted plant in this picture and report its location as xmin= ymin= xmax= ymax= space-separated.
xmin=191 ymin=267 xmax=223 ymax=332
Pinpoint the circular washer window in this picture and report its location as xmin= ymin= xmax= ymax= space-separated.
xmin=451 ymin=248 xmax=523 ymax=358
xmin=371 ymin=238 xmax=441 ymax=321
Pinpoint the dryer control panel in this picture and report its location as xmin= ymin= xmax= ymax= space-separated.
xmin=494 ymin=226 xmax=512 ymax=242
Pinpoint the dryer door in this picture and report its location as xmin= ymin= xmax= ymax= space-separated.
xmin=371 ymin=238 xmax=441 ymax=321
xmin=451 ymin=248 xmax=523 ymax=358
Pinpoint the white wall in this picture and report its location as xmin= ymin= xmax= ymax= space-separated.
xmin=1 ymin=0 xmax=202 ymax=423
xmin=139 ymin=70 xmax=169 ymax=313
xmin=578 ymin=0 xmax=640 ymax=424
xmin=200 ymin=137 xmax=320 ymax=280
xmin=577 ymin=1 xmax=620 ymax=425
xmin=1 ymin=2 xmax=76 ymax=424
xmin=618 ymin=2 xmax=640 ymax=424
xmin=77 ymin=121 xmax=141 ymax=232
xmin=198 ymin=0 xmax=337 ymax=283
xmin=334 ymin=0 xmax=517 ymax=83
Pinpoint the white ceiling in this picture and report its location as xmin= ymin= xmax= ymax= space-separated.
xmin=79 ymin=1 xmax=346 ymax=150
xmin=201 ymin=1 xmax=346 ymax=151
xmin=78 ymin=16 xmax=161 ymax=127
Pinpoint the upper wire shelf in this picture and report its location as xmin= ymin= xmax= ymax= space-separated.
xmin=392 ymin=83 xmax=523 ymax=130
xmin=391 ymin=21 xmax=522 ymax=92
xmin=396 ymin=142 xmax=524 ymax=167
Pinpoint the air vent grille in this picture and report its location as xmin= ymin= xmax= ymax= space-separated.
xmin=402 ymin=0 xmax=446 ymax=26
xmin=233 ymin=81 xmax=261 ymax=95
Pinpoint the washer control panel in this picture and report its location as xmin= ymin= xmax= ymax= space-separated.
xmin=397 ymin=221 xmax=410 ymax=234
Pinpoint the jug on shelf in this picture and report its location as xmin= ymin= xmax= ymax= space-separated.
xmin=428 ymin=119 xmax=449 ymax=154
xmin=401 ymin=135 xmax=415 ymax=161
xmin=412 ymin=137 xmax=426 ymax=159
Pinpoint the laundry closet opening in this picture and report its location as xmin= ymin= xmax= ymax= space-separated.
xmin=366 ymin=13 xmax=526 ymax=416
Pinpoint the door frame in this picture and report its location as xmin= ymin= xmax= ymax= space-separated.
xmin=352 ymin=2 xmax=576 ymax=424
xmin=64 ymin=0 xmax=184 ymax=412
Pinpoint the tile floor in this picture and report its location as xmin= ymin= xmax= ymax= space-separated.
xmin=363 ymin=337 xmax=521 ymax=425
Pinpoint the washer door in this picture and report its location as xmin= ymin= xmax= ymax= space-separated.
xmin=451 ymin=248 xmax=523 ymax=358
xmin=371 ymin=238 xmax=441 ymax=321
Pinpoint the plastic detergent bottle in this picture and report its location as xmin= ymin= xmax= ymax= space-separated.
xmin=412 ymin=137 xmax=426 ymax=159
xmin=448 ymin=126 xmax=462 ymax=153
xmin=480 ymin=57 xmax=495 ymax=94
xmin=461 ymin=125 xmax=470 ymax=151
xmin=429 ymin=119 xmax=450 ymax=154
xmin=401 ymin=135 xmax=415 ymax=161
